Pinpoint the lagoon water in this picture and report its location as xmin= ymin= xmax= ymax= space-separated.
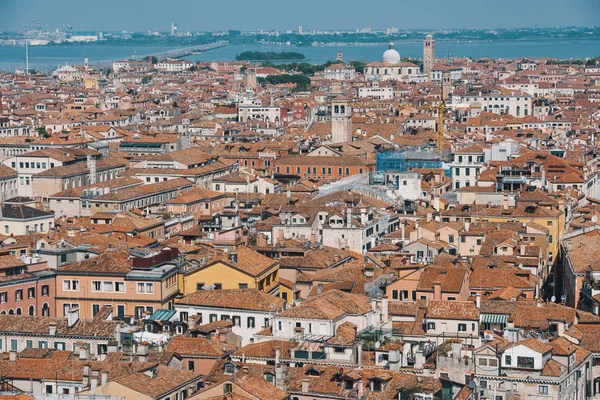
xmin=1 ymin=39 xmax=599 ymax=71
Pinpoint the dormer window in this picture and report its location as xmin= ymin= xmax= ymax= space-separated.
xmin=224 ymin=363 xmax=236 ymax=375
xmin=344 ymin=380 xmax=354 ymax=390
xmin=371 ymin=379 xmax=383 ymax=392
xmin=264 ymin=372 xmax=275 ymax=383
xmin=306 ymin=367 xmax=323 ymax=376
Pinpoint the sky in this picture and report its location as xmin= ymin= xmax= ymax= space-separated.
xmin=0 ymin=0 xmax=599 ymax=32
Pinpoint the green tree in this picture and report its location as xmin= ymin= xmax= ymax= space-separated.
xmin=37 ymin=126 xmax=50 ymax=138
xmin=141 ymin=76 xmax=153 ymax=84
xmin=144 ymin=56 xmax=158 ymax=64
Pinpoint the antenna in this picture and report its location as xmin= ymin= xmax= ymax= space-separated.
xmin=25 ymin=32 xmax=29 ymax=75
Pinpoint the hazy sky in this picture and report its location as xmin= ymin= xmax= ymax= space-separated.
xmin=1 ymin=0 xmax=599 ymax=32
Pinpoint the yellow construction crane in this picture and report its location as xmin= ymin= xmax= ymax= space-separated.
xmin=436 ymin=100 xmax=476 ymax=155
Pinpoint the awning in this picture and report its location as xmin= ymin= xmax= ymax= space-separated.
xmin=481 ymin=314 xmax=508 ymax=324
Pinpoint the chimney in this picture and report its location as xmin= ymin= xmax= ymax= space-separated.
xmin=90 ymin=375 xmax=98 ymax=392
xmin=465 ymin=221 xmax=470 ymax=232
xmin=401 ymin=221 xmax=406 ymax=242
xmin=82 ymin=366 xmax=91 ymax=387
xmin=219 ymin=328 xmax=227 ymax=344
xmin=503 ymin=195 xmax=509 ymax=210
xmin=107 ymin=341 xmax=118 ymax=353
xmin=229 ymin=252 xmax=238 ymax=264
xmin=382 ymin=296 xmax=389 ymax=322
xmin=79 ymin=344 xmax=90 ymax=360
xmin=275 ymin=346 xmax=281 ymax=365
xmin=346 ymin=208 xmax=352 ymax=228
xmin=433 ymin=281 xmax=442 ymax=300
xmin=301 ymin=378 xmax=310 ymax=393
xmin=275 ymin=364 xmax=287 ymax=391
xmin=101 ymin=371 xmax=108 ymax=386
xmin=357 ymin=342 xmax=363 ymax=368
xmin=9 ymin=351 xmax=18 ymax=362
xmin=49 ymin=322 xmax=57 ymax=336
xmin=360 ymin=208 xmax=367 ymax=225
xmin=137 ymin=342 xmax=149 ymax=362
xmin=67 ymin=307 xmax=80 ymax=328
xmin=476 ymin=293 xmax=481 ymax=309
xmin=357 ymin=380 xmax=364 ymax=398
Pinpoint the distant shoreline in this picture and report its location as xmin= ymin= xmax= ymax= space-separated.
xmin=2 ymin=37 xmax=600 ymax=48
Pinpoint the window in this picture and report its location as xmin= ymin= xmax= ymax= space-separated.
xmin=458 ymin=323 xmax=467 ymax=332
xmin=489 ymin=358 xmax=498 ymax=367
xmin=538 ymin=385 xmax=548 ymax=395
xmin=196 ymin=282 xmax=205 ymax=291
xmin=117 ymin=305 xmax=125 ymax=317
xmin=39 ymin=341 xmax=48 ymax=349
xmin=92 ymin=304 xmax=100 ymax=317
xmin=115 ymin=282 xmax=125 ymax=292
xmin=427 ymin=322 xmax=435 ymax=330
xmin=54 ymin=342 xmax=66 ymax=350
xmin=103 ymin=281 xmax=114 ymax=292
xmin=42 ymin=285 xmax=49 ymax=296
xmin=392 ymin=290 xmax=399 ymax=300
xmin=0 ymin=292 xmax=6 ymax=303
xmin=505 ymin=355 xmax=512 ymax=365
xmin=15 ymin=289 xmax=23 ymax=301
xmin=10 ymin=339 xmax=17 ymax=351
xmin=28 ymin=287 xmax=35 ymax=299
xmin=63 ymin=280 xmax=79 ymax=291
xmin=372 ymin=380 xmax=382 ymax=392
xmin=449 ymin=234 xmax=455 ymax=243
xmin=137 ymin=283 xmax=154 ymax=293
xmin=478 ymin=358 xmax=488 ymax=366
xmin=517 ymin=356 xmax=534 ymax=369
xmin=247 ymin=317 xmax=255 ymax=328
xmin=188 ymin=361 xmax=195 ymax=371
xmin=224 ymin=364 xmax=235 ymax=375
xmin=92 ymin=281 xmax=102 ymax=291
xmin=223 ymin=383 xmax=233 ymax=394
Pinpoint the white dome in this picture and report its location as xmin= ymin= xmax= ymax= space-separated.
xmin=382 ymin=42 xmax=400 ymax=64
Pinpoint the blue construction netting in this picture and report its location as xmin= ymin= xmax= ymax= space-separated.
xmin=376 ymin=149 xmax=442 ymax=173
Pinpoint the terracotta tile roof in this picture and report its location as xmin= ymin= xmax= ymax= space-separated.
xmin=176 ymin=289 xmax=285 ymax=312
xmin=0 ymin=314 xmax=119 ymax=339
xmin=166 ymin=336 xmax=235 ymax=358
xmin=200 ymin=246 xmax=278 ymax=278
xmin=233 ymin=340 xmax=295 ymax=359
xmin=110 ymin=364 xmax=199 ymax=398
xmin=276 ymin=290 xmax=371 ymax=320
xmin=427 ymin=300 xmax=479 ymax=320
xmin=58 ymin=250 xmax=131 ymax=274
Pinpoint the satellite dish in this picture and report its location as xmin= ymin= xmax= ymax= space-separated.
xmin=551 ymin=296 xmax=556 ymax=303
xmin=593 ymin=215 xmax=598 ymax=224
xmin=375 ymin=341 xmax=381 ymax=349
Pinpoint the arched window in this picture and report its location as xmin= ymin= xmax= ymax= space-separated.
xmin=8 ymin=309 xmax=14 ymax=315
xmin=29 ymin=306 xmax=35 ymax=316
xmin=42 ymin=303 xmax=50 ymax=317
xmin=16 ymin=308 xmax=22 ymax=315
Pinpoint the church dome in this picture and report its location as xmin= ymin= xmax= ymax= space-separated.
xmin=382 ymin=42 xmax=400 ymax=64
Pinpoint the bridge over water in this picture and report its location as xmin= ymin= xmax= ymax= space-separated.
xmin=94 ymin=40 xmax=229 ymax=70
